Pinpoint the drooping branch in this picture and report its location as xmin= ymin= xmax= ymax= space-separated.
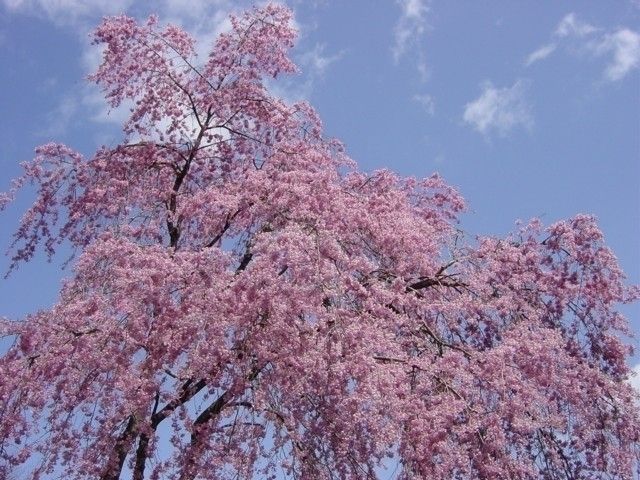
xmin=132 ymin=433 xmax=150 ymax=480
xmin=106 ymin=378 xmax=208 ymax=480
xmin=152 ymin=378 xmax=207 ymax=428
xmin=191 ymin=391 xmax=230 ymax=446
xmin=166 ymin=111 xmax=213 ymax=248
xmin=418 ymin=321 xmax=472 ymax=359
xmin=100 ymin=416 xmax=138 ymax=480
xmin=407 ymin=275 xmax=466 ymax=292
xmin=205 ymin=208 xmax=244 ymax=248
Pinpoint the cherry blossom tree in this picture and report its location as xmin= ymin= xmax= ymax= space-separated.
xmin=0 ymin=4 xmax=638 ymax=479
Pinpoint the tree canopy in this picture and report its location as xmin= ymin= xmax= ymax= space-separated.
xmin=0 ymin=4 xmax=638 ymax=479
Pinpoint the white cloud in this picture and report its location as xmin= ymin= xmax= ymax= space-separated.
xmin=393 ymin=0 xmax=430 ymax=80
xmin=4 ymin=0 xmax=246 ymax=136
xmin=2 ymin=0 xmax=237 ymax=46
xmin=525 ymin=12 xmax=639 ymax=82
xmin=81 ymin=87 xmax=131 ymax=126
xmin=463 ymin=80 xmax=533 ymax=137
xmin=393 ymin=0 xmax=429 ymax=61
xmin=551 ymin=12 xmax=640 ymax=82
xmin=4 ymin=0 xmax=343 ymax=133
xmin=591 ymin=28 xmax=640 ymax=81
xmin=41 ymin=95 xmax=78 ymax=138
xmin=299 ymin=43 xmax=345 ymax=78
xmin=523 ymin=13 xmax=594 ymax=67
xmin=266 ymin=43 xmax=344 ymax=104
xmin=413 ymin=93 xmax=435 ymax=115
xmin=163 ymin=0 xmax=226 ymax=21
xmin=525 ymin=43 xmax=557 ymax=66
xmin=2 ymin=0 xmax=132 ymax=26
xmin=160 ymin=0 xmax=236 ymax=60
xmin=554 ymin=12 xmax=597 ymax=38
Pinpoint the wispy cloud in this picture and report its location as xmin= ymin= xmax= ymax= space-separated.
xmin=299 ymin=43 xmax=345 ymax=78
xmin=160 ymin=0 xmax=237 ymax=59
xmin=525 ymin=13 xmax=598 ymax=68
xmin=2 ymin=0 xmax=133 ymax=26
xmin=3 ymin=0 xmax=349 ymax=142
xmin=393 ymin=0 xmax=429 ymax=61
xmin=525 ymin=12 xmax=639 ymax=82
xmin=463 ymin=80 xmax=533 ymax=137
xmin=525 ymin=43 xmax=557 ymax=66
xmin=554 ymin=12 xmax=598 ymax=38
xmin=393 ymin=0 xmax=430 ymax=80
xmin=591 ymin=28 xmax=640 ymax=81
xmin=82 ymin=88 xmax=131 ymax=126
xmin=41 ymin=95 xmax=78 ymax=138
xmin=267 ymin=43 xmax=345 ymax=104
xmin=162 ymin=0 xmax=228 ymax=21
xmin=413 ymin=93 xmax=435 ymax=116
xmin=3 ymin=0 xmax=249 ymax=136
xmin=2 ymin=0 xmax=237 ymax=48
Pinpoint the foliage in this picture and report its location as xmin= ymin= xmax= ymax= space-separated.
xmin=1 ymin=4 xmax=638 ymax=479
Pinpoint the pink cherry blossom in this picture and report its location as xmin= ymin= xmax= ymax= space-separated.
xmin=0 ymin=4 xmax=638 ymax=479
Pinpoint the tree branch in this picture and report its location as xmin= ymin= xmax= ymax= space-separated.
xmin=100 ymin=415 xmax=137 ymax=480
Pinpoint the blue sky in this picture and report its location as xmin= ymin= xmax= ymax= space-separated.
xmin=0 ymin=0 xmax=638 ymax=390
